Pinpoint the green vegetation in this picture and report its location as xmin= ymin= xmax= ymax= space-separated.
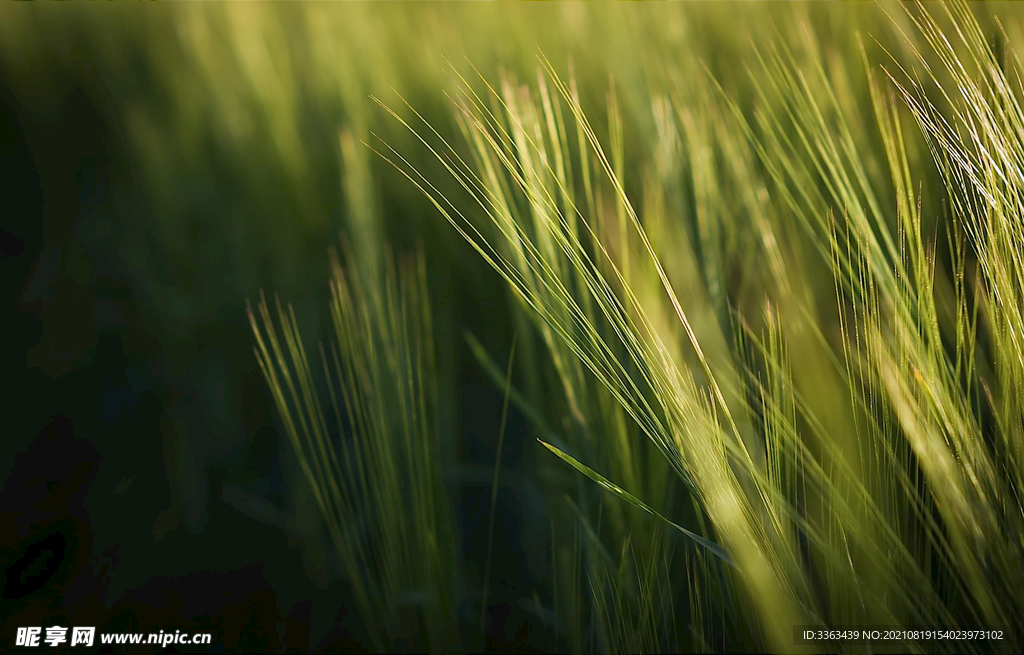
xmin=7 ymin=0 xmax=1024 ymax=652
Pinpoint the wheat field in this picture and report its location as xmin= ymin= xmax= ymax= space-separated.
xmin=5 ymin=1 xmax=1024 ymax=653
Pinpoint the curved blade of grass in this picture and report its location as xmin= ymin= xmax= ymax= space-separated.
xmin=479 ymin=334 xmax=517 ymax=648
xmin=537 ymin=439 xmax=736 ymax=569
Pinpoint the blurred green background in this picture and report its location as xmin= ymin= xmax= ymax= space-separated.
xmin=3 ymin=2 xmax=1021 ymax=653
